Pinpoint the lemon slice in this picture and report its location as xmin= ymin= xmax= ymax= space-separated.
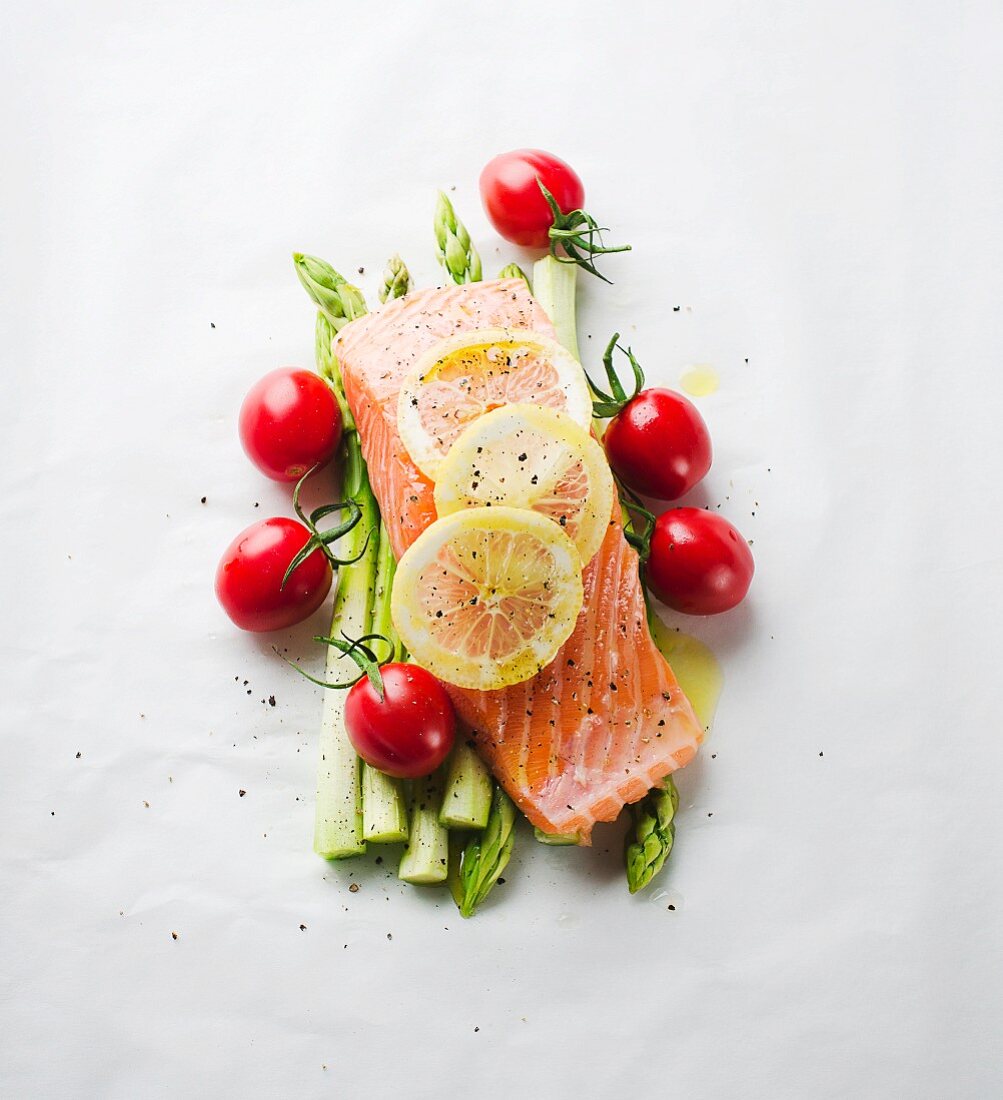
xmin=391 ymin=506 xmax=584 ymax=690
xmin=397 ymin=328 xmax=592 ymax=479
xmin=433 ymin=404 xmax=615 ymax=566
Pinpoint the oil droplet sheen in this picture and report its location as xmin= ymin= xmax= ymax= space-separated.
xmin=650 ymin=888 xmax=684 ymax=912
xmin=648 ymin=615 xmax=724 ymax=735
xmin=680 ymin=364 xmax=719 ymax=398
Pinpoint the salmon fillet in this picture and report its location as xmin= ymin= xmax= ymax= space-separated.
xmin=334 ymin=279 xmax=702 ymax=841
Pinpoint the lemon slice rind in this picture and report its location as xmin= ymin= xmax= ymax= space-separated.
xmin=433 ymin=404 xmax=615 ymax=566
xmin=397 ymin=328 xmax=593 ymax=479
xmin=391 ymin=506 xmax=584 ymax=691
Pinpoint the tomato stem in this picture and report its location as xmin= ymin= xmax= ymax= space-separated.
xmin=586 ymin=333 xmax=646 ymax=418
xmin=617 ymin=479 xmax=657 ymax=563
xmin=315 ymin=633 xmax=394 ymax=698
xmin=539 ymin=181 xmax=631 ymax=283
xmin=276 ymin=632 xmax=395 ymax=698
xmin=280 ymin=465 xmax=374 ymax=589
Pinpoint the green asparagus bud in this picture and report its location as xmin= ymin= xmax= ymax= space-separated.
xmin=625 ymin=777 xmax=680 ymax=893
xmin=449 ymin=786 xmax=515 ymax=917
xmin=434 ymin=192 xmax=482 ymax=284
xmin=293 ymin=253 xmax=367 ymax=330
xmin=499 ymin=262 xmax=531 ymax=289
xmin=379 ymin=253 xmax=413 ymax=302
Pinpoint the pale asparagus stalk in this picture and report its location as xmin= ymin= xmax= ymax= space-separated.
xmin=312 ymin=438 xmax=378 ymax=858
xmin=439 ymin=740 xmax=492 ymax=830
xmin=533 ymin=252 xmax=683 ymax=889
xmin=399 ymin=769 xmax=450 ymax=884
xmin=531 ymin=254 xmax=586 ymax=852
xmin=361 ymin=522 xmax=409 ymax=843
xmin=294 ymin=253 xmax=378 ymax=859
xmin=531 ymin=255 xmax=580 ymax=361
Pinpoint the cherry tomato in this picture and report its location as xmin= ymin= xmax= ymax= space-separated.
xmin=604 ymin=388 xmax=712 ymax=501
xmin=215 ymin=517 xmax=331 ymax=632
xmin=238 ymin=368 xmax=342 ymax=482
xmin=480 ymin=149 xmax=585 ymax=248
xmin=646 ymin=508 xmax=754 ymax=615
xmin=345 ymin=664 xmax=456 ymax=779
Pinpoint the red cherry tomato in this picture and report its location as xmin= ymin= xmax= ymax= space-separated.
xmin=345 ymin=664 xmax=456 ymax=779
xmin=215 ymin=517 xmax=331 ymax=632
xmin=646 ymin=508 xmax=754 ymax=615
xmin=604 ymin=388 xmax=713 ymax=501
xmin=480 ymin=149 xmax=585 ymax=248
xmin=238 ymin=368 xmax=342 ymax=482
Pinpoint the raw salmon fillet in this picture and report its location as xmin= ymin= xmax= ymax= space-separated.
xmin=334 ymin=279 xmax=703 ymax=841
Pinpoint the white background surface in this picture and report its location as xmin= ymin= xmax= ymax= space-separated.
xmin=2 ymin=2 xmax=1001 ymax=1096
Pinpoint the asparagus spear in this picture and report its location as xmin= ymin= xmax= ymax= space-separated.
xmin=294 ymin=253 xmax=367 ymax=334
xmin=532 ymin=251 xmax=686 ymax=892
xmin=399 ymin=769 xmax=450 ymax=884
xmin=360 ymin=760 xmax=408 ymax=843
xmin=625 ymin=778 xmax=679 ymax=894
xmin=429 ymin=195 xmax=518 ymax=898
xmin=299 ymin=253 xmax=366 ymax=428
xmin=300 ymin=251 xmax=460 ymax=867
xmin=434 ymin=191 xmax=482 ymax=284
xmin=528 ymin=253 xmax=592 ymax=854
xmin=295 ymin=254 xmax=380 ymax=858
xmin=312 ymin=433 xmax=379 ymax=859
xmin=388 ymin=199 xmax=456 ymax=864
xmin=448 ymin=787 xmax=516 ymax=917
xmin=379 ymin=253 xmax=412 ymax=303
xmin=314 ymin=312 xmax=353 ymax=430
xmin=499 ymin=261 xmax=531 ymax=289
xmin=531 ymin=255 xmax=580 ymax=362
xmin=361 ymin=522 xmax=409 ymax=843
xmin=439 ymin=740 xmax=492 ymax=829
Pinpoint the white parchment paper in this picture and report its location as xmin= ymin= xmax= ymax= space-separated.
xmin=1 ymin=3 xmax=1001 ymax=1096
